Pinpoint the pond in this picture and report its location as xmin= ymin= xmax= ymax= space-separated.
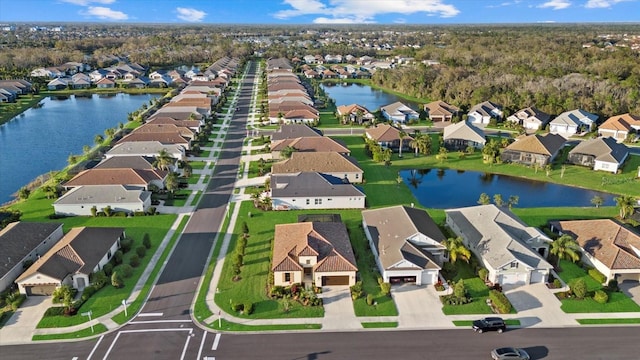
xmin=321 ymin=83 xmax=421 ymax=111
xmin=0 ymin=93 xmax=160 ymax=204
xmin=400 ymin=168 xmax=617 ymax=209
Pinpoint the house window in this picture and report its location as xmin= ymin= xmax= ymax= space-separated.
xmin=314 ymin=198 xmax=322 ymax=205
xmin=284 ymin=273 xmax=291 ymax=282
xmin=107 ymin=250 xmax=112 ymax=260
xmin=306 ymin=199 xmax=310 ymax=205
xmin=510 ymin=262 xmax=518 ymax=268
xmin=355 ymin=173 xmax=359 ymax=179
xmin=306 ymin=259 xmax=310 ymax=265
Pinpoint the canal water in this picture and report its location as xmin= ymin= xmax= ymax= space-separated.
xmin=0 ymin=93 xmax=159 ymax=204
xmin=321 ymin=82 xmax=421 ymax=111
xmin=400 ymin=168 xmax=617 ymax=209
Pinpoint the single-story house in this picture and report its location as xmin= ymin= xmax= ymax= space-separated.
xmin=105 ymin=141 xmax=186 ymax=161
xmin=271 ymin=172 xmax=365 ymax=210
xmin=336 ymin=104 xmax=375 ymax=124
xmin=16 ymin=227 xmax=125 ymax=295
xmin=549 ymin=109 xmax=598 ymax=137
xmin=272 ymin=221 xmax=358 ymax=287
xmin=506 ymin=107 xmax=551 ymax=131
xmin=271 ymin=152 xmax=364 ymax=184
xmin=567 ymin=137 xmax=629 ymax=174
xmin=364 ymin=123 xmax=413 ymax=150
xmin=424 ymin=101 xmax=460 ymax=122
xmin=271 ymin=136 xmax=350 ymax=160
xmin=550 ymin=219 xmax=640 ymax=283
xmin=443 ymin=121 xmax=486 ymax=151
xmin=500 ymin=133 xmax=566 ymax=166
xmin=53 ymin=185 xmax=151 ymax=216
xmin=598 ymin=113 xmax=640 ymax=142
xmin=95 ymin=77 xmax=115 ymax=89
xmin=362 ymin=205 xmax=446 ymax=285
xmin=47 ymin=77 xmax=69 ymax=90
xmin=0 ymin=222 xmax=64 ymax=292
xmin=116 ymin=131 xmax=191 ymax=150
xmin=270 ymin=124 xmax=322 ymax=142
xmin=380 ymin=102 xmax=419 ymax=123
xmin=63 ymin=168 xmax=167 ymax=190
xmin=445 ymin=205 xmax=553 ymax=286
xmin=468 ymin=101 xmax=503 ymax=125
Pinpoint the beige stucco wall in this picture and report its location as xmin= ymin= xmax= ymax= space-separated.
xmin=273 ymin=196 xmax=365 ymax=210
xmin=273 ymin=270 xmax=302 ymax=287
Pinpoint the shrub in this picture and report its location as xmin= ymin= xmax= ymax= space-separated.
xmin=111 ymin=271 xmax=124 ymax=288
xmin=142 ymin=233 xmax=151 ymax=249
xmin=454 ymin=279 xmax=466 ymax=299
xmin=81 ymin=285 xmax=97 ymax=302
xmin=478 ymin=268 xmax=488 ymax=281
xmin=441 ymin=294 xmax=471 ymax=305
xmin=588 ymin=268 xmax=607 ymax=284
xmin=377 ymin=276 xmax=383 ymax=285
xmin=119 ymin=264 xmax=134 ymax=278
xmin=44 ymin=306 xmax=66 ymax=317
xmin=380 ymin=282 xmax=391 ymax=296
xmin=120 ymin=239 xmax=133 ymax=253
xmin=489 ymin=290 xmax=512 ymax=314
xmin=10 ymin=294 xmax=26 ymax=311
xmin=232 ymin=253 xmax=243 ymax=267
xmin=136 ymin=246 xmax=146 ymax=258
xmin=366 ymin=293 xmax=375 ymax=306
xmin=553 ymin=279 xmax=562 ymax=289
xmin=241 ymin=221 xmax=249 ymax=234
xmin=91 ymin=271 xmax=108 ymax=288
xmin=593 ymin=290 xmax=609 ymax=304
xmin=52 ymin=285 xmax=74 ymax=304
xmin=571 ymin=278 xmax=587 ymax=299
xmin=129 ymin=254 xmax=140 ymax=267
xmin=607 ymin=279 xmax=619 ymax=292
xmin=350 ymin=281 xmax=364 ymax=300
xmin=434 ymin=281 xmax=445 ymax=291
xmin=232 ymin=303 xmax=244 ymax=312
xmin=243 ymin=302 xmax=254 ymax=315
xmin=270 ymin=286 xmax=285 ymax=298
xmin=114 ymin=250 xmax=123 ymax=265
xmin=237 ymin=236 xmax=248 ymax=251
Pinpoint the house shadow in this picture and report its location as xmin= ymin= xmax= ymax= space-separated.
xmin=514 ymin=316 xmax=542 ymax=328
xmin=505 ymin=289 xmax=543 ymax=312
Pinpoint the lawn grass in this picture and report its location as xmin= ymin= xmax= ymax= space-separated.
xmin=441 ymin=261 xmax=493 ymax=315
xmin=32 ymin=323 xmax=108 ymax=341
xmin=576 ymin=318 xmax=640 ymax=325
xmin=248 ymin=158 xmax=273 ymax=179
xmin=191 ymin=161 xmax=206 ymax=170
xmin=112 ymin=215 xmax=190 ymax=324
xmin=169 ymin=189 xmax=191 ymax=207
xmin=557 ymin=260 xmax=640 ymax=313
xmin=35 ymin=214 xmax=177 ymax=328
xmin=452 ymin=319 xmax=521 ymax=326
xmin=0 ymin=94 xmax=45 ymax=125
xmin=207 ymin=318 xmax=321 ymax=331
xmin=188 ymin=174 xmax=201 ymax=184
xmin=361 ymin=321 xmax=398 ymax=328
xmin=200 ymin=150 xmax=211 ymax=157
xmin=190 ymin=191 xmax=202 ymax=206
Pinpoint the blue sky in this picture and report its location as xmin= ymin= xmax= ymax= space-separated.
xmin=0 ymin=0 xmax=638 ymax=24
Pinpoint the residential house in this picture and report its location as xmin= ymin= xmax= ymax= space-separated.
xmin=146 ymin=117 xmax=203 ymax=134
xmin=507 ymin=107 xmax=551 ymax=131
xmin=364 ymin=123 xmax=413 ymax=150
xmin=468 ymin=101 xmax=503 ymax=125
xmin=270 ymin=124 xmax=322 ymax=142
xmin=94 ymin=155 xmax=177 ymax=172
xmin=424 ymin=101 xmax=460 ymax=122
xmin=336 ymin=104 xmax=375 ymax=124
xmin=105 ymin=141 xmax=186 ymax=161
xmin=16 ymin=227 xmax=125 ymax=295
xmin=362 ymin=205 xmax=446 ymax=285
xmin=96 ymin=78 xmax=115 ymax=89
xmin=71 ymin=73 xmax=92 ymax=89
xmin=63 ymin=168 xmax=167 ymax=190
xmin=445 ymin=205 xmax=553 ymax=285
xmin=53 ymin=185 xmax=151 ymax=216
xmin=132 ymin=123 xmax=196 ymax=141
xmin=271 ymin=137 xmax=350 ymax=160
xmin=272 ymin=221 xmax=358 ymax=287
xmin=500 ymin=133 xmax=566 ymax=166
xmin=116 ymin=131 xmax=191 ymax=150
xmin=567 ymin=137 xmax=629 ymax=174
xmin=271 ymin=152 xmax=364 ymax=184
xmin=598 ymin=113 xmax=640 ymax=142
xmin=550 ymin=219 xmax=640 ymax=283
xmin=549 ymin=109 xmax=599 ymax=136
xmin=47 ymin=77 xmax=69 ymax=90
xmin=271 ymin=172 xmax=365 ymax=210
xmin=443 ymin=121 xmax=486 ymax=150
xmin=380 ymin=102 xmax=419 ymax=123
xmin=0 ymin=222 xmax=64 ymax=292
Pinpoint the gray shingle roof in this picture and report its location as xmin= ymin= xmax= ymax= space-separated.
xmin=0 ymin=222 xmax=63 ymax=278
xmin=271 ymin=172 xmax=364 ymax=198
xmin=569 ymin=137 xmax=629 ymax=163
xmin=443 ymin=121 xmax=486 ymax=143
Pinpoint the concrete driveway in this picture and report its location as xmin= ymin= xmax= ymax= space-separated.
xmin=503 ymin=283 xmax=575 ymax=327
xmin=391 ymin=284 xmax=451 ymax=329
xmin=0 ymin=296 xmax=52 ymax=345
xmin=320 ymin=286 xmax=360 ymax=330
xmin=620 ymin=281 xmax=640 ymax=307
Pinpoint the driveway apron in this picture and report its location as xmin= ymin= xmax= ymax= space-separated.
xmin=320 ymin=286 xmax=361 ymax=330
xmin=0 ymin=296 xmax=52 ymax=345
xmin=391 ymin=284 xmax=451 ymax=329
xmin=503 ymin=283 xmax=575 ymax=327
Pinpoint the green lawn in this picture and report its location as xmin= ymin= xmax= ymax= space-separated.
xmin=207 ymin=318 xmax=321 ymax=331
xmin=441 ymin=261 xmax=493 ymax=315
xmin=35 ymin=215 xmax=177 ymax=328
xmin=190 ymin=191 xmax=202 ymax=206
xmin=0 ymin=95 xmax=45 ymax=125
xmin=452 ymin=319 xmax=521 ymax=326
xmin=248 ymin=158 xmax=273 ymax=178
xmin=32 ymin=323 xmax=107 ymax=341
xmin=191 ymin=161 xmax=206 ymax=170
xmin=361 ymin=321 xmax=398 ymax=328
xmin=576 ymin=318 xmax=640 ymax=325
xmin=557 ymin=260 xmax=640 ymax=313
xmin=188 ymin=174 xmax=200 ymax=184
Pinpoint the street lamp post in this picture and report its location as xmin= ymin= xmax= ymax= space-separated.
xmin=122 ymin=299 xmax=128 ymax=317
xmin=81 ymin=310 xmax=94 ymax=333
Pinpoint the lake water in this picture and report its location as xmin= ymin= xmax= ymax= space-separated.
xmin=0 ymin=93 xmax=159 ymax=204
xmin=400 ymin=168 xmax=617 ymax=209
xmin=321 ymin=83 xmax=421 ymax=111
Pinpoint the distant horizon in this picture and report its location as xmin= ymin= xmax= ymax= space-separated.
xmin=1 ymin=1 xmax=638 ymax=25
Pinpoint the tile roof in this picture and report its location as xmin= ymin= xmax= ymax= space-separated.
xmin=17 ymin=227 xmax=124 ymax=282
xmin=336 ymin=104 xmax=373 ymax=117
xmin=116 ymin=131 xmax=190 ymax=145
xmin=362 ymin=205 xmax=445 ymax=270
xmin=569 ymin=137 xmax=629 ymax=163
xmin=381 ymin=102 xmax=419 ymax=117
xmin=0 ymin=222 xmax=63 ymax=278
xmin=272 ymin=152 xmax=362 ymax=175
xmin=270 ymin=124 xmax=322 ymax=141
xmin=94 ymin=156 xmax=155 ymax=170
xmin=272 ymin=222 xmax=357 ymax=273
xmin=424 ymin=100 xmax=460 ymax=116
xmin=507 ymin=107 xmax=551 ymax=124
xmin=133 ymin=123 xmax=195 ymax=139
xmin=271 ymin=136 xmax=349 ymax=154
xmin=106 ymin=141 xmax=185 ymax=157
xmin=271 ymin=172 xmax=365 ymax=198
xmin=365 ymin=124 xmax=412 ymax=142
xmin=504 ymin=133 xmax=566 ymax=156
xmin=599 ymin=113 xmax=640 ymax=132
xmin=64 ymin=168 xmax=166 ymax=187
xmin=551 ymin=219 xmax=640 ymax=270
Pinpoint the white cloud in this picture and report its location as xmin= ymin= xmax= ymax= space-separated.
xmin=61 ymin=0 xmax=115 ymax=5
xmin=82 ymin=6 xmax=128 ymax=20
xmin=538 ymin=0 xmax=572 ymax=9
xmin=274 ymin=0 xmax=460 ymax=23
xmin=585 ymin=0 xmax=634 ymax=8
xmin=176 ymin=7 xmax=207 ymax=22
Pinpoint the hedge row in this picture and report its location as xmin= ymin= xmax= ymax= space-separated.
xmin=489 ymin=290 xmax=512 ymax=314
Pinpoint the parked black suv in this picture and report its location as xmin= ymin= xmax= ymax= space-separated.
xmin=472 ymin=317 xmax=506 ymax=333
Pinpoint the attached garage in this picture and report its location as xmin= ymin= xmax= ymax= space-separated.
xmin=25 ymin=284 xmax=57 ymax=296
xmin=500 ymin=273 xmax=526 ymax=285
xmin=389 ymin=276 xmax=417 ymax=284
xmin=530 ymin=270 xmax=547 ymax=283
xmin=322 ymin=276 xmax=350 ymax=286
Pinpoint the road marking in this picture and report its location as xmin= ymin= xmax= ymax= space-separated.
xmin=211 ymin=333 xmax=221 ymax=351
xmin=137 ymin=312 xmax=163 ymax=317
xmin=129 ymin=320 xmax=191 ymax=324
xmin=180 ymin=330 xmax=192 ymax=360
xmin=86 ymin=335 xmax=103 ymax=360
xmin=103 ymin=329 xmax=193 ymax=360
xmin=196 ymin=330 xmax=207 ymax=360
xmin=72 ymin=357 xmax=78 ymax=360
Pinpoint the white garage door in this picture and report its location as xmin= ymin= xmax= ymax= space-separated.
xmin=500 ymin=273 xmax=526 ymax=285
xmin=530 ymin=270 xmax=546 ymax=283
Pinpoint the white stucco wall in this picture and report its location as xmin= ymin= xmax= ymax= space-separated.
xmin=54 ymin=199 xmax=149 ymax=216
xmin=272 ymin=196 xmax=365 ymax=210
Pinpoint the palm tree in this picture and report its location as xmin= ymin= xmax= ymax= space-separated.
xmin=443 ymin=237 xmax=471 ymax=264
xmin=550 ymin=234 xmax=581 ymax=265
xmin=164 ymin=172 xmax=179 ymax=194
xmin=410 ymin=134 xmax=431 ymax=156
xmin=615 ymin=195 xmax=637 ymax=219
xmin=154 ymin=149 xmax=175 ymax=172
xmin=182 ymin=161 xmax=193 ymax=178
xmin=398 ymin=130 xmax=407 ymax=158
xmin=508 ymin=195 xmax=519 ymax=209
xmin=478 ymin=192 xmax=491 ymax=205
xmin=94 ymin=134 xmax=104 ymax=145
xmin=591 ymin=195 xmax=604 ymax=208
